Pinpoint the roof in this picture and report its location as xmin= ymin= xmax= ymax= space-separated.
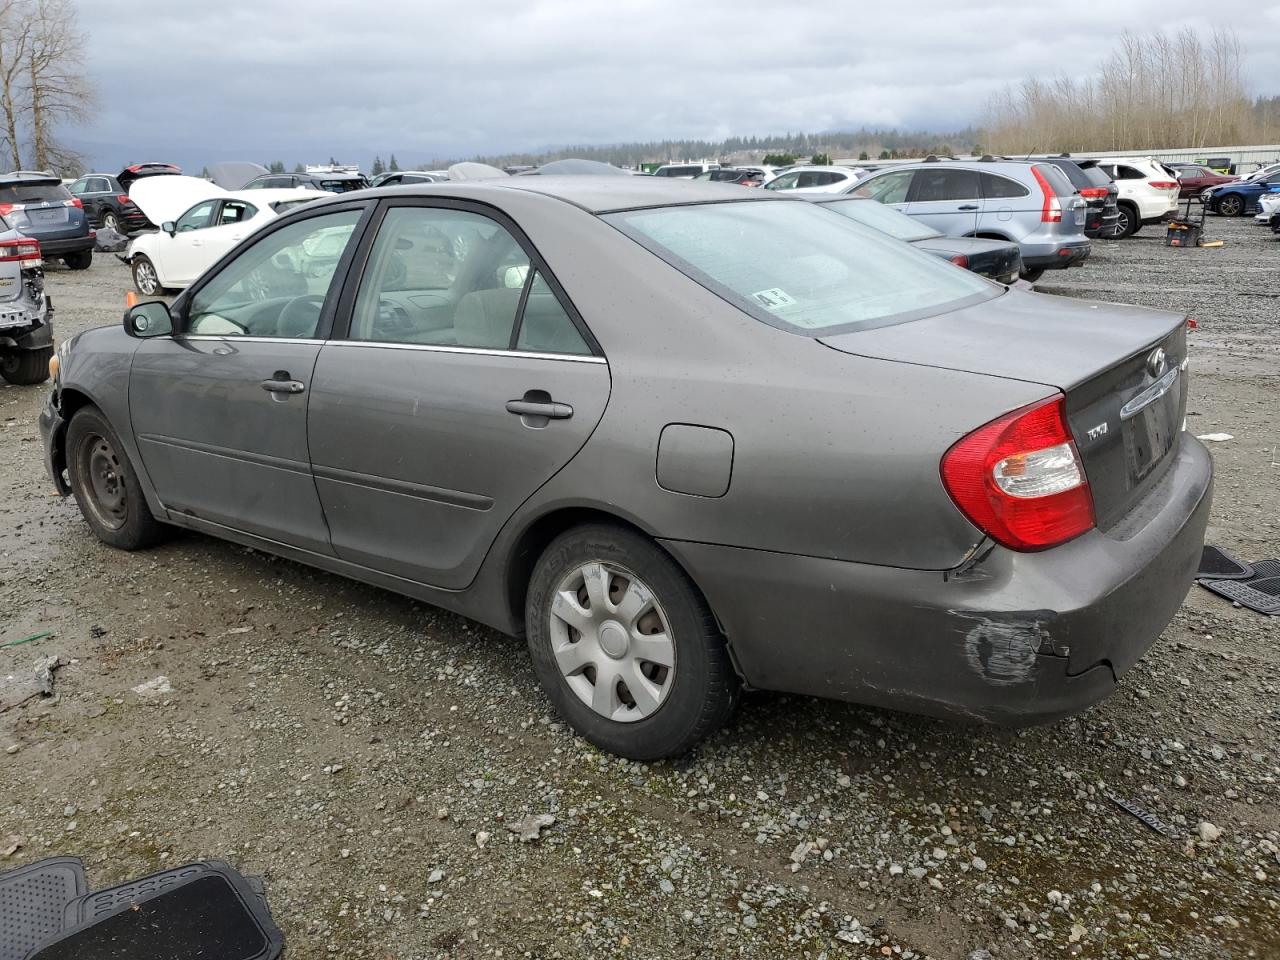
xmin=225 ymin=188 xmax=317 ymax=205
xmin=0 ymin=170 xmax=60 ymax=183
xmin=398 ymin=175 xmax=788 ymax=214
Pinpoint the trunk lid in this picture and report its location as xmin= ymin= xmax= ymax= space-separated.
xmin=819 ymin=287 xmax=1189 ymax=531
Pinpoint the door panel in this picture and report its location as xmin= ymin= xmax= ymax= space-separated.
xmin=905 ymin=168 xmax=981 ymax=235
xmin=308 ymin=345 xmax=609 ymax=588
xmin=131 ymin=338 xmax=332 ymax=552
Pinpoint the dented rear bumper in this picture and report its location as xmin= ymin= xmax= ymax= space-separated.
xmin=660 ymin=435 xmax=1213 ymax=726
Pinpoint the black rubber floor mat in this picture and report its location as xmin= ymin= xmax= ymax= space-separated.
xmin=0 ymin=857 xmax=87 ymax=960
xmin=1196 ymin=545 xmax=1253 ymax=581
xmin=28 ymin=868 xmax=282 ymax=960
xmin=1201 ymin=559 xmax=1280 ymax=615
xmin=60 ymin=860 xmax=267 ymax=927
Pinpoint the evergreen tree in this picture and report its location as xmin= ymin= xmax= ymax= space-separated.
xmin=199 ymin=166 xmax=210 ymax=179
xmin=858 ymin=151 xmax=869 ymax=161
xmin=293 ymin=163 xmax=305 ymax=174
xmin=372 ymin=155 xmax=385 ymax=176
xmin=389 ymin=154 xmax=400 ymax=172
xmin=269 ymin=160 xmax=286 ymax=173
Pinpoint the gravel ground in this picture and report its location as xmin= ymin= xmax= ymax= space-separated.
xmin=2 ymin=218 xmax=1277 ymax=959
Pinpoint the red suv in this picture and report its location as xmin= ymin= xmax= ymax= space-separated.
xmin=1169 ymin=163 xmax=1238 ymax=199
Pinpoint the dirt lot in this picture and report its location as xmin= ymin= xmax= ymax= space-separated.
xmin=2 ymin=218 xmax=1278 ymax=960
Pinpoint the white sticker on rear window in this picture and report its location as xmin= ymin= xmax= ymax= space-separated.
xmin=752 ymin=287 xmax=796 ymax=309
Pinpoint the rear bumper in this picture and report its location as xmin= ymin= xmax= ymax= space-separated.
xmin=661 ymin=435 xmax=1212 ymax=726
xmin=1021 ymin=240 xmax=1091 ymax=271
xmin=39 ymin=235 xmax=95 ymax=257
xmin=1142 ymin=210 xmax=1177 ymax=225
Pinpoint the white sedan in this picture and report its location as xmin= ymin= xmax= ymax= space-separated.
xmin=126 ymin=179 xmax=317 ymax=294
xmin=761 ymin=165 xmax=868 ymax=194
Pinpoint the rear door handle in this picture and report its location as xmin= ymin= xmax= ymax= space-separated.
xmin=261 ymin=378 xmax=305 ymax=394
xmin=957 ymin=204 xmax=979 ymax=211
xmin=506 ymin=399 xmax=572 ymax=419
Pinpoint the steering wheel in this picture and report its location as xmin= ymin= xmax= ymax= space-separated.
xmin=276 ymin=294 xmax=326 ymax=338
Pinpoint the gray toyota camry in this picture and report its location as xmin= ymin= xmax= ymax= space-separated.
xmin=39 ymin=178 xmax=1212 ymax=759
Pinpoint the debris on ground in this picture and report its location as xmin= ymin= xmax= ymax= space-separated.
xmin=505 ymin=813 xmax=555 ymax=843
xmin=1196 ymin=432 xmax=1234 ymax=442
xmin=131 ymin=676 xmax=173 ymax=698
xmin=0 ymin=655 xmax=62 ymax=713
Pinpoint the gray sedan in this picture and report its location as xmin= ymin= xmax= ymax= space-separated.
xmin=39 ymin=178 xmax=1212 ymax=759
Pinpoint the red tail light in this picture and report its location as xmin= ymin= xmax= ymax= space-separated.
xmin=1031 ymin=166 xmax=1062 ymax=223
xmin=117 ymin=194 xmax=131 ymax=204
xmin=0 ymin=237 xmax=42 ymax=265
xmin=0 ymin=202 xmax=17 ymax=216
xmin=941 ymin=395 xmax=1095 ymax=551
xmin=1078 ymin=187 xmax=1109 ymax=199
xmin=64 ymin=197 xmax=83 ymax=209
xmin=1148 ymin=181 xmax=1178 ymax=190
xmin=949 ymin=253 xmax=970 ymax=268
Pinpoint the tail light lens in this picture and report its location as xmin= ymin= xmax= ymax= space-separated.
xmin=941 ymin=395 xmax=1095 ymax=551
xmin=0 ymin=202 xmax=18 ymax=216
xmin=1078 ymin=187 xmax=1109 ymax=199
xmin=116 ymin=194 xmax=131 ymax=204
xmin=1031 ymin=166 xmax=1062 ymax=223
xmin=949 ymin=253 xmax=970 ymax=268
xmin=0 ymin=237 xmax=42 ymax=266
xmin=1148 ymin=181 xmax=1178 ymax=190
xmin=64 ymin=197 xmax=83 ymax=209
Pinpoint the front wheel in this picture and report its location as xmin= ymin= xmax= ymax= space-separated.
xmin=1019 ymin=268 xmax=1045 ymax=283
xmin=525 ymin=524 xmax=739 ymax=759
xmin=0 ymin=346 xmax=52 ymax=385
xmin=66 ymin=406 xmax=168 ymax=550
xmin=132 ymin=255 xmax=163 ymax=295
xmin=64 ymin=250 xmax=92 ymax=270
xmin=1217 ymin=194 xmax=1244 ymax=217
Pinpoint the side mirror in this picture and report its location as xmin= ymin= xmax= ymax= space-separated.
xmin=161 ymin=221 xmax=176 ymax=236
xmin=123 ymin=301 xmax=173 ymax=338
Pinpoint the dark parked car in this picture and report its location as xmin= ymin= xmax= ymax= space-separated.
xmin=1167 ymin=163 xmax=1238 ymax=199
xmin=809 ymin=195 xmax=1021 ymax=283
xmin=67 ymin=162 xmax=181 ymax=234
xmin=369 ymin=171 xmax=449 ymax=187
xmin=1205 ymin=170 xmax=1280 ymax=216
xmin=696 ymin=168 xmax=768 ymax=186
xmin=40 ymin=178 xmax=1212 ymax=759
xmin=244 ymin=171 xmax=369 ymax=193
xmin=1035 ymin=157 xmax=1121 ymax=239
xmin=0 ymin=171 xmax=94 ymax=269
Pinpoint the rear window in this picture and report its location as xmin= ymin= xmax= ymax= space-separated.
xmin=1033 ymin=163 xmax=1076 ymax=197
xmin=319 ymin=178 xmax=367 ymax=193
xmin=1081 ymin=166 xmax=1113 ymax=188
xmin=605 ymin=200 xmax=995 ymax=336
xmin=0 ymin=181 xmax=70 ymax=204
xmin=817 ymin=197 xmax=939 ymax=241
xmin=1046 ymin=159 xmax=1090 ymax=188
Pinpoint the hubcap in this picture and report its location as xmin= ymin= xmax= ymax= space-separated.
xmin=549 ymin=562 xmax=676 ymax=723
xmin=82 ymin=434 xmax=127 ymax=530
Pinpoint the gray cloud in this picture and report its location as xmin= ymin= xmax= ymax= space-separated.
xmin=72 ymin=0 xmax=1280 ymax=172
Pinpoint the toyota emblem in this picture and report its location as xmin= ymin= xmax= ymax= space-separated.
xmin=1146 ymin=348 xmax=1167 ymax=378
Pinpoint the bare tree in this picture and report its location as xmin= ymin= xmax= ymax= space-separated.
xmin=0 ymin=0 xmax=89 ymax=172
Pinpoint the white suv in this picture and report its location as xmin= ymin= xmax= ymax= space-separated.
xmin=762 ymin=165 xmax=867 ymax=194
xmin=1092 ymin=157 xmax=1180 ymax=237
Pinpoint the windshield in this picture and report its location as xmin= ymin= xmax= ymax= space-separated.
xmin=815 ymin=197 xmax=940 ymax=241
xmin=605 ymin=200 xmax=996 ymax=336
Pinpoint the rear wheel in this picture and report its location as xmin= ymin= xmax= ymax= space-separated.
xmin=100 ymin=210 xmax=120 ymax=232
xmin=1019 ymin=268 xmax=1044 ymax=283
xmin=525 ymin=524 xmax=739 ymax=759
xmin=0 ymin=346 xmax=52 ymax=385
xmin=1115 ymin=203 xmax=1140 ymax=238
xmin=1217 ymin=194 xmax=1244 ymax=217
xmin=132 ymin=255 xmax=163 ymax=295
xmin=64 ymin=250 xmax=92 ymax=270
xmin=66 ymin=406 xmax=167 ymax=550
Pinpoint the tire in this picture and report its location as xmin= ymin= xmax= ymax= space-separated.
xmin=132 ymin=255 xmax=163 ymax=295
xmin=66 ymin=405 xmax=167 ymax=550
xmin=1115 ymin=203 xmax=1140 ymax=238
xmin=1019 ymin=268 xmax=1044 ymax=283
xmin=64 ymin=250 xmax=92 ymax=270
xmin=100 ymin=210 xmax=120 ymax=233
xmin=1217 ymin=194 xmax=1244 ymax=217
xmin=0 ymin=346 xmax=52 ymax=385
xmin=525 ymin=524 xmax=739 ymax=759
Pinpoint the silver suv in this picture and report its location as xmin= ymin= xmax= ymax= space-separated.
xmin=0 ymin=213 xmax=52 ymax=385
xmin=848 ymin=158 xmax=1090 ymax=281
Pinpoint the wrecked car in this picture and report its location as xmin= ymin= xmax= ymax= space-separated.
xmin=124 ymin=178 xmax=317 ymax=294
xmin=39 ymin=179 xmax=1212 ymax=759
xmin=0 ymin=215 xmax=52 ymax=384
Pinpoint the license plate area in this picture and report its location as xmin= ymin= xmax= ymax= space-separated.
xmin=1122 ymin=378 xmax=1180 ymax=486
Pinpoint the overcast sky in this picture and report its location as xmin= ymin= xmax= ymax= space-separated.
xmin=72 ymin=1 xmax=1280 ymax=173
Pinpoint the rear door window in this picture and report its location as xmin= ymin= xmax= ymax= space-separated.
xmin=980 ymin=172 xmax=1030 ymax=199
xmin=909 ymin=168 xmax=980 ymax=202
xmin=1115 ymin=165 xmax=1146 ymax=180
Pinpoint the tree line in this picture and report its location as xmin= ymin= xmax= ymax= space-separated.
xmin=981 ymin=29 xmax=1268 ymax=154
xmin=0 ymin=0 xmax=88 ymax=172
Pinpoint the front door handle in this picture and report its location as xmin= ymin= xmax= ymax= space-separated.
xmin=957 ymin=204 xmax=979 ymax=211
xmin=261 ymin=378 xmax=305 ymax=395
xmin=506 ymin=399 xmax=572 ymax=419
